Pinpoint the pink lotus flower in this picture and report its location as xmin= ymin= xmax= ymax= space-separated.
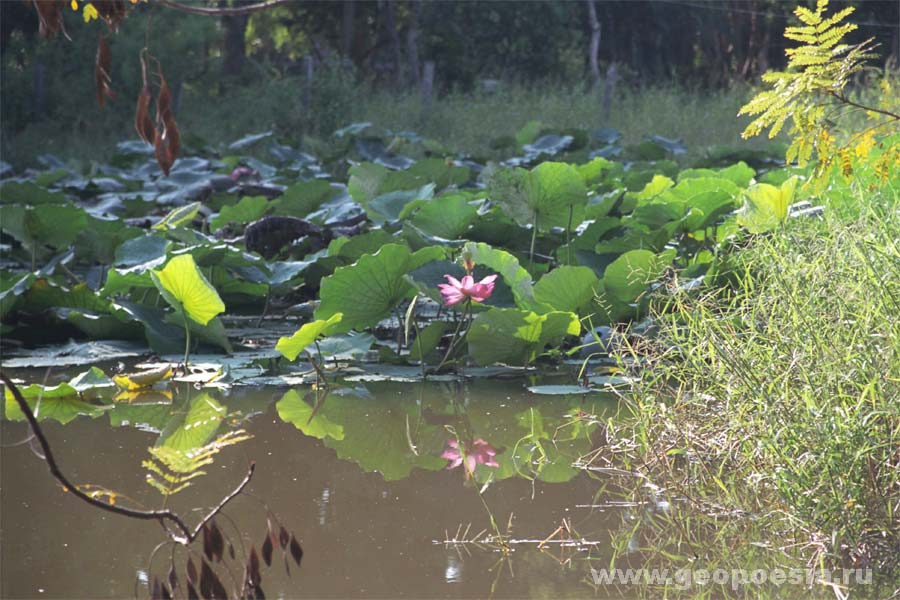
xmin=438 ymin=274 xmax=498 ymax=306
xmin=230 ymin=166 xmax=257 ymax=182
xmin=441 ymin=438 xmax=500 ymax=476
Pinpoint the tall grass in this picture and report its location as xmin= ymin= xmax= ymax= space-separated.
xmin=3 ymin=77 xmax=773 ymax=169
xmin=599 ymin=185 xmax=900 ymax=596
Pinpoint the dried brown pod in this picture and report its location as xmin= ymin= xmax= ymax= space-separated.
xmin=134 ymin=53 xmax=155 ymax=143
xmin=152 ymin=65 xmax=180 ymax=175
xmin=261 ymin=534 xmax=273 ymax=567
xmin=199 ymin=560 xmax=227 ymax=600
xmin=33 ymin=0 xmax=64 ymax=38
xmin=289 ymin=535 xmax=303 ymax=566
xmin=95 ymin=35 xmax=115 ymax=108
xmin=135 ymin=86 xmax=154 ymax=143
xmin=247 ymin=546 xmax=262 ymax=588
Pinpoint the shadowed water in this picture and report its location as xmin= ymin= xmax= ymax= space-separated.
xmin=1 ymin=379 xmax=632 ymax=599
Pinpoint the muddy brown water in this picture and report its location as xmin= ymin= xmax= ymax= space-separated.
xmin=1 ymin=379 xmax=634 ymax=599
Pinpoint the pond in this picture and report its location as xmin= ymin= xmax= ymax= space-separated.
xmin=1 ymin=376 xmax=644 ymax=599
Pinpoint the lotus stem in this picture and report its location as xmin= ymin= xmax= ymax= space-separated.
xmin=182 ymin=308 xmax=191 ymax=367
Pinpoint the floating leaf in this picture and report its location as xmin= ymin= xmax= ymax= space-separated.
xmin=114 ymin=365 xmax=173 ymax=390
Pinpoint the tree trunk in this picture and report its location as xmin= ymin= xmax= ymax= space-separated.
xmin=407 ymin=0 xmax=422 ymax=87
xmin=383 ymin=0 xmax=404 ymax=87
xmin=222 ymin=5 xmax=249 ymax=78
xmin=421 ymin=60 xmax=435 ymax=117
xmin=33 ymin=55 xmax=46 ymax=120
xmin=602 ymin=63 xmax=616 ymax=121
xmin=586 ymin=0 xmax=601 ymax=90
xmin=341 ymin=0 xmax=355 ymax=59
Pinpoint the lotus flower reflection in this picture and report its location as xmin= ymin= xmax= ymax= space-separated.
xmin=441 ymin=438 xmax=500 ymax=475
xmin=438 ymin=274 xmax=498 ymax=306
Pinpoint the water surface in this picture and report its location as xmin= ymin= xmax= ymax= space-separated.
xmin=2 ymin=379 xmax=632 ymax=598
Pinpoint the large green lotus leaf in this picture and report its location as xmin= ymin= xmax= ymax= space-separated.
xmin=0 ymin=181 xmax=69 ymax=205
xmin=410 ymin=193 xmax=478 ymax=239
xmin=367 ymin=184 xmax=434 ymax=223
xmin=737 ymin=178 xmax=798 ymax=233
xmin=316 ymin=244 xmax=446 ymax=333
xmin=624 ymin=174 xmax=674 ymax=206
xmin=150 ymin=254 xmax=226 ymax=326
xmin=276 ymin=390 xmax=345 ymax=440
xmin=576 ymin=157 xmax=615 ymax=185
xmin=75 ymin=217 xmax=143 ymax=265
xmin=406 ymin=158 xmax=470 ymax=189
xmin=463 ymin=242 xmax=542 ymax=311
xmin=467 ymin=307 xmax=579 ymax=366
xmin=487 ymin=166 xmax=534 ymax=227
xmin=55 ymin=307 xmax=144 ymax=340
xmin=0 ymin=204 xmax=88 ymax=250
xmin=671 ymin=176 xmax=741 ymax=202
xmin=206 ymin=267 xmax=268 ymax=300
xmin=24 ymin=279 xmax=110 ymax=313
xmin=347 ymin=162 xmax=425 ymax=205
xmin=347 ymin=162 xmax=388 ymax=203
xmin=112 ymin=301 xmax=185 ymax=355
xmin=681 ymin=190 xmax=739 ymax=231
xmin=330 ymin=230 xmax=396 ymax=262
xmin=210 ymin=196 xmax=268 ymax=232
xmin=102 ymin=269 xmax=155 ymax=297
xmin=628 ymin=200 xmax=686 ymax=229
xmin=160 ymin=393 xmax=225 ymax=452
xmin=0 ymin=272 xmax=36 ymax=318
xmin=533 ymin=266 xmax=600 ymax=315
xmin=603 ymin=249 xmax=675 ymax=303
xmin=718 ymin=162 xmax=756 ymax=188
xmin=270 ymin=179 xmax=334 ymax=217
xmin=526 ymin=161 xmax=588 ymax=231
xmin=114 ymin=234 xmax=170 ymax=269
xmin=276 ymin=313 xmax=344 ymax=361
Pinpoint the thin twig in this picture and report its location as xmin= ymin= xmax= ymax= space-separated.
xmin=155 ymin=0 xmax=294 ymax=17
xmin=0 ymin=372 xmax=254 ymax=545
xmin=829 ymin=91 xmax=900 ymax=121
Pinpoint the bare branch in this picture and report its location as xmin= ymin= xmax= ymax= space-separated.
xmin=0 ymin=372 xmax=254 ymax=545
xmin=155 ymin=0 xmax=294 ymax=17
